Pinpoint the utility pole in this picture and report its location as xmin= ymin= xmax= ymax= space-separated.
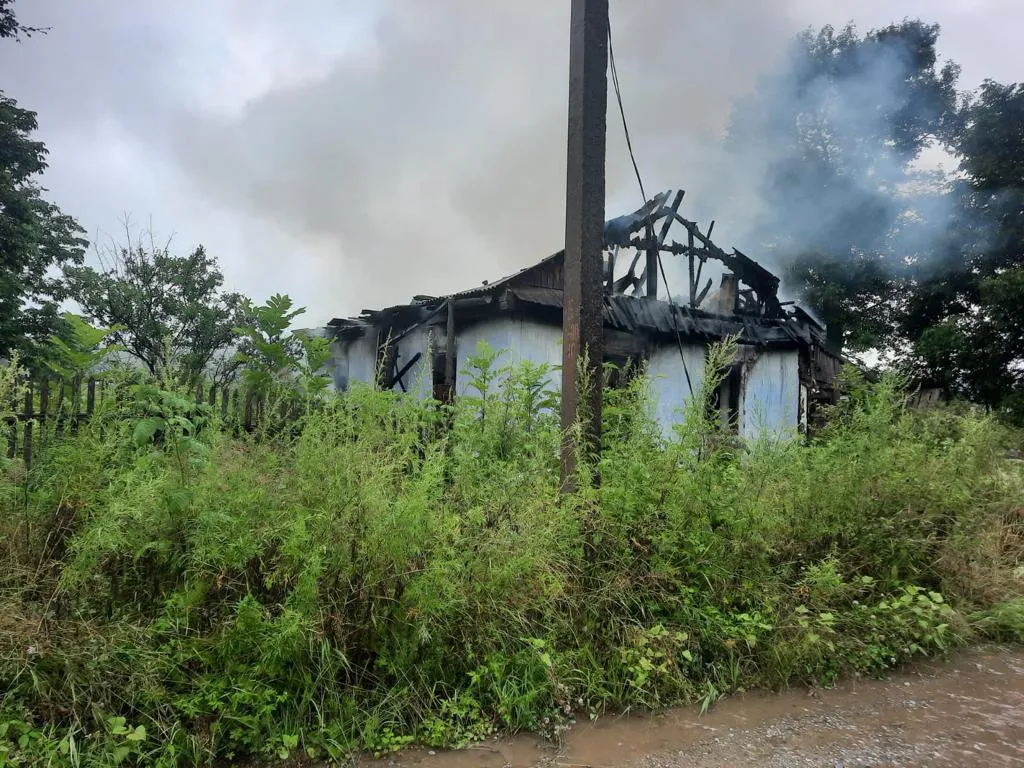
xmin=561 ymin=0 xmax=608 ymax=490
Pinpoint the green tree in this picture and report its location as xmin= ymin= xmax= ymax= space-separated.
xmin=64 ymin=230 xmax=246 ymax=385
xmin=1 ymin=5 xmax=88 ymax=364
xmin=235 ymin=293 xmax=332 ymax=402
xmin=910 ymin=81 xmax=1024 ymax=421
xmin=733 ymin=21 xmax=1023 ymax=419
xmin=44 ymin=312 xmax=123 ymax=381
xmin=0 ymin=0 xmax=46 ymax=42
xmin=727 ymin=20 xmax=960 ymax=350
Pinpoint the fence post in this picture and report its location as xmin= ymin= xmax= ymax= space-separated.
xmin=87 ymin=378 xmax=97 ymax=416
xmin=39 ymin=380 xmax=49 ymax=422
xmin=7 ymin=388 xmax=17 ymax=459
xmin=71 ymin=376 xmax=82 ymax=434
xmin=55 ymin=381 xmax=66 ymax=441
xmin=38 ymin=380 xmax=50 ymax=452
xmin=22 ymin=383 xmax=33 ymax=469
xmin=243 ymin=392 xmax=254 ymax=432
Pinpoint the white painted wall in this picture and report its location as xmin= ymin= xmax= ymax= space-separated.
xmin=330 ymin=338 xmax=350 ymax=390
xmin=333 ymin=328 xmax=440 ymax=398
xmin=394 ymin=326 xmax=436 ymax=399
xmin=332 ymin=333 xmax=378 ymax=391
xmin=332 ymin=318 xmax=563 ymax=400
xmin=455 ymin=317 xmax=563 ymax=397
xmin=741 ymin=349 xmax=800 ymax=440
xmin=646 ymin=344 xmax=707 ymax=439
xmin=330 ymin=320 xmax=802 ymax=443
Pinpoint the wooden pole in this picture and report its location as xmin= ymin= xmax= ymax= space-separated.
xmin=444 ymin=299 xmax=456 ymax=403
xmin=22 ymin=385 xmax=32 ymax=469
xmin=86 ymin=378 xmax=96 ymax=416
xmin=645 ymin=224 xmax=658 ymax=299
xmin=688 ymin=230 xmax=696 ymax=306
xmin=560 ymin=0 xmax=608 ymax=490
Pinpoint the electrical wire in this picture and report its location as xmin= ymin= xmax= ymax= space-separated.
xmin=608 ymin=20 xmax=694 ymax=396
xmin=608 ymin=21 xmax=647 ymax=207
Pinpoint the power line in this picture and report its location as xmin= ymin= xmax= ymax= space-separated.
xmin=607 ymin=21 xmax=694 ymax=397
xmin=608 ymin=22 xmax=648 ymax=206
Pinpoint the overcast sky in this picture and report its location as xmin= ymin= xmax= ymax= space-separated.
xmin=2 ymin=0 xmax=1021 ymax=325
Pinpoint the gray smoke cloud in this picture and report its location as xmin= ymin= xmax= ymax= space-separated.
xmin=719 ymin=22 xmax=965 ymax=290
xmin=3 ymin=0 xmax=1021 ymax=323
xmin=173 ymin=0 xmax=800 ymax=317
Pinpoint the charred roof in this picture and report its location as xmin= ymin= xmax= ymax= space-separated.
xmin=327 ymin=190 xmax=839 ymax=356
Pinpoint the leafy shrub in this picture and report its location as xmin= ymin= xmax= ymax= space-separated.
xmin=0 ymin=343 xmax=1021 ymax=765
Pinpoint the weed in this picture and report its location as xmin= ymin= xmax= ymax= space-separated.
xmin=0 ymin=344 xmax=1021 ymax=766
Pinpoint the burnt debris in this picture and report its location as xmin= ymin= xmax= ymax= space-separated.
xmin=602 ymin=189 xmax=783 ymax=316
xmin=326 ymin=190 xmax=846 ymax=416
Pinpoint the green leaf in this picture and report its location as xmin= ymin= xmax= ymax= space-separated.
xmin=133 ymin=418 xmax=162 ymax=446
xmin=112 ymin=745 xmax=132 ymax=764
xmin=126 ymin=725 xmax=146 ymax=743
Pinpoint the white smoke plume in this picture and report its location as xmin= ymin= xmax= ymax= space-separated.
xmin=4 ymin=0 xmax=1010 ymax=321
xmin=169 ymin=1 xmax=813 ymax=317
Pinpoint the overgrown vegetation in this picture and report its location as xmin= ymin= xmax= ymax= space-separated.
xmin=1 ymin=2 xmax=1022 ymax=764
xmin=1 ymin=340 xmax=1021 ymax=766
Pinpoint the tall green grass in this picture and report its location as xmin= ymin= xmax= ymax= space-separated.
xmin=1 ymin=342 xmax=1021 ymax=766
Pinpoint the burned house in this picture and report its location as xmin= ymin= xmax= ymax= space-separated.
xmin=325 ymin=190 xmax=844 ymax=439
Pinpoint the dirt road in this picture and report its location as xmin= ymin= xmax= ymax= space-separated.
xmin=360 ymin=647 xmax=1024 ymax=767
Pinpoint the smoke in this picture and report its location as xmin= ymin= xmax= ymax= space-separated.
xmin=171 ymin=0 xmax=806 ymax=319
xmin=3 ymin=0 xmax=980 ymax=322
xmin=175 ymin=4 xmax=967 ymax=321
xmin=721 ymin=22 xmax=963 ymax=292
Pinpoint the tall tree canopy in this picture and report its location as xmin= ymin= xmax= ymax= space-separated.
xmin=910 ymin=81 xmax=1024 ymax=420
xmin=727 ymin=20 xmax=960 ymax=350
xmin=64 ymin=233 xmax=246 ymax=384
xmin=0 ymin=0 xmax=45 ymax=41
xmin=0 ymin=0 xmax=87 ymax=364
xmin=727 ymin=19 xmax=1024 ymax=421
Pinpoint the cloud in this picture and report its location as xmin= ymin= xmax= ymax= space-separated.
xmin=172 ymin=0 xmax=802 ymax=317
xmin=4 ymin=0 xmax=1023 ymax=322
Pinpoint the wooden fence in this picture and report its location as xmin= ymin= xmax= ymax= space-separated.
xmin=4 ymin=378 xmax=278 ymax=469
xmin=5 ymin=378 xmax=102 ymax=469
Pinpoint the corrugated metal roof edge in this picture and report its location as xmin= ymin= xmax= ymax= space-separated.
xmin=327 ymin=251 xmax=564 ymax=326
xmin=329 ymin=286 xmax=837 ymax=354
xmin=506 ymin=286 xmax=827 ymax=350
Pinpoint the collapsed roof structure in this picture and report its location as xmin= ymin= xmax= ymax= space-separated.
xmin=325 ymin=190 xmax=845 ymax=437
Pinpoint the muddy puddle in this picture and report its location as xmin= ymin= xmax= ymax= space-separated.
xmin=356 ymin=647 xmax=1024 ymax=767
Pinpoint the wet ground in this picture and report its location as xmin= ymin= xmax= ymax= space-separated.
xmin=358 ymin=647 xmax=1024 ymax=767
